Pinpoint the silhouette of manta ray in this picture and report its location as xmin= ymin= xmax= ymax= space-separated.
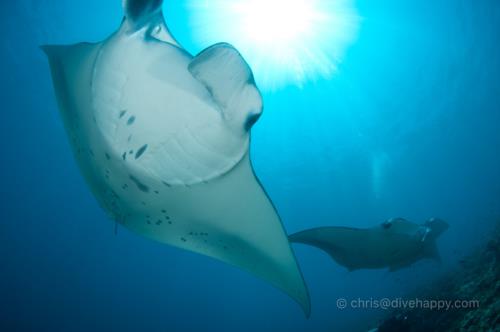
xmin=290 ymin=218 xmax=449 ymax=271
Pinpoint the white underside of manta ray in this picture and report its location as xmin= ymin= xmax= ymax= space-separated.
xmin=42 ymin=0 xmax=310 ymax=315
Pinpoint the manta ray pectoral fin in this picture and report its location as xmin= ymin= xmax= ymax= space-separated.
xmin=42 ymin=44 xmax=72 ymax=111
xmin=189 ymin=43 xmax=263 ymax=133
xmin=41 ymin=44 xmax=78 ymax=68
xmin=42 ymin=43 xmax=94 ymax=74
xmin=42 ymin=42 xmax=100 ymax=125
xmin=131 ymin=154 xmax=311 ymax=316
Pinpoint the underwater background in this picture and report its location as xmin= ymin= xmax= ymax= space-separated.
xmin=1 ymin=0 xmax=499 ymax=331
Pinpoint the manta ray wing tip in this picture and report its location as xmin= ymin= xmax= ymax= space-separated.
xmin=40 ymin=44 xmax=62 ymax=58
xmin=39 ymin=44 xmax=50 ymax=54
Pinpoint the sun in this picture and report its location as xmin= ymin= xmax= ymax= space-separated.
xmin=185 ymin=0 xmax=360 ymax=90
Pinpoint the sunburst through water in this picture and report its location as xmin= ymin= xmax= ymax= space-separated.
xmin=184 ymin=0 xmax=361 ymax=90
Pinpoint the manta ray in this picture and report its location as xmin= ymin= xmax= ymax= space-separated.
xmin=42 ymin=0 xmax=310 ymax=314
xmin=290 ymin=218 xmax=449 ymax=272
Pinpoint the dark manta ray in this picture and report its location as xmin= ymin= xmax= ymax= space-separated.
xmin=290 ymin=218 xmax=449 ymax=271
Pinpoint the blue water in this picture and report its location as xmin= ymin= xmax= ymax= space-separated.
xmin=1 ymin=1 xmax=499 ymax=331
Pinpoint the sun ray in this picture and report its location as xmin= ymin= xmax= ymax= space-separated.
xmin=186 ymin=0 xmax=360 ymax=90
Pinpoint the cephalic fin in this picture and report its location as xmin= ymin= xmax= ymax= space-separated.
xmin=120 ymin=0 xmax=178 ymax=46
xmin=189 ymin=43 xmax=263 ymax=134
xmin=123 ymin=0 xmax=163 ymax=28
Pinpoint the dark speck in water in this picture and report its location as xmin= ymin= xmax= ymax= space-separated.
xmin=127 ymin=116 xmax=136 ymax=125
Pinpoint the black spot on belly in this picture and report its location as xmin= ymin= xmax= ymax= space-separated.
xmin=129 ymin=175 xmax=149 ymax=192
xmin=127 ymin=116 xmax=136 ymax=125
xmin=119 ymin=110 xmax=127 ymax=119
xmin=122 ymin=152 xmax=127 ymax=161
xmin=105 ymin=153 xmax=111 ymax=160
xmin=110 ymin=190 xmax=120 ymax=199
xmin=135 ymin=144 xmax=148 ymax=159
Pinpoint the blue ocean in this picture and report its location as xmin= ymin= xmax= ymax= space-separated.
xmin=1 ymin=0 xmax=499 ymax=331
